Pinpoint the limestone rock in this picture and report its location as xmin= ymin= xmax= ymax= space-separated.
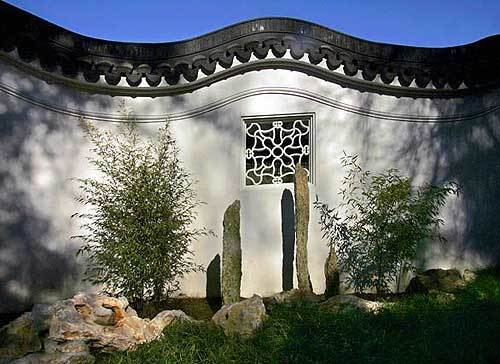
xmin=125 ymin=306 xmax=138 ymax=317
xmin=32 ymin=304 xmax=56 ymax=334
xmin=48 ymin=294 xmax=191 ymax=352
xmin=294 ymin=164 xmax=312 ymax=292
xmin=212 ymin=295 xmax=266 ymax=338
xmin=406 ymin=269 xmax=466 ymax=294
xmin=0 ymin=312 xmax=41 ymax=362
xmin=147 ymin=310 xmax=192 ymax=339
xmin=324 ymin=248 xmax=340 ymax=299
xmin=11 ymin=351 xmax=95 ymax=364
xmin=44 ymin=339 xmax=89 ymax=354
xmin=263 ymin=289 xmax=321 ymax=311
xmin=221 ymin=200 xmax=242 ymax=305
xmin=1 ymin=293 xmax=192 ymax=361
xmin=320 ymin=295 xmax=385 ymax=314
xmin=463 ymin=269 xmax=477 ymax=284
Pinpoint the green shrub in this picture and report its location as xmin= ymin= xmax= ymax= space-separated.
xmin=73 ymin=116 xmax=210 ymax=303
xmin=314 ymin=152 xmax=460 ymax=294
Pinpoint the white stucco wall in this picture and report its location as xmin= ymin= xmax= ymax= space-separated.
xmin=1 ymin=59 xmax=499 ymax=312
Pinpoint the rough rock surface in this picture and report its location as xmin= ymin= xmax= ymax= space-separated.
xmin=263 ymin=289 xmax=321 ymax=311
xmin=406 ymin=269 xmax=466 ymax=294
xmin=221 ymin=200 xmax=242 ymax=305
xmin=212 ymin=295 xmax=266 ymax=338
xmin=0 ymin=312 xmax=41 ymax=362
xmin=463 ymin=269 xmax=477 ymax=284
xmin=320 ymin=295 xmax=385 ymax=314
xmin=294 ymin=164 xmax=312 ymax=292
xmin=11 ymin=351 xmax=95 ymax=364
xmin=324 ymin=248 xmax=340 ymax=299
xmin=48 ymin=294 xmax=190 ymax=352
xmin=0 ymin=293 xmax=191 ymax=363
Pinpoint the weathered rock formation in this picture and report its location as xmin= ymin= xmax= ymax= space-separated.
xmin=324 ymin=248 xmax=340 ymax=298
xmin=0 ymin=313 xmax=41 ymax=361
xmin=406 ymin=268 xmax=467 ymax=294
xmin=463 ymin=269 xmax=477 ymax=284
xmin=212 ymin=295 xmax=266 ymax=338
xmin=320 ymin=295 xmax=386 ymax=314
xmin=0 ymin=293 xmax=191 ymax=363
xmin=263 ymin=289 xmax=321 ymax=311
xmin=221 ymin=200 xmax=242 ymax=305
xmin=294 ymin=164 xmax=312 ymax=292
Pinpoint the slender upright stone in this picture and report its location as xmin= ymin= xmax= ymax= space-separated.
xmin=294 ymin=164 xmax=313 ymax=292
xmin=324 ymin=248 xmax=340 ymax=298
xmin=221 ymin=200 xmax=242 ymax=305
xmin=281 ymin=189 xmax=295 ymax=291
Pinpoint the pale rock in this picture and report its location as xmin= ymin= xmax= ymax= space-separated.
xmin=47 ymin=293 xmax=191 ymax=352
xmin=125 ymin=306 xmax=138 ymax=317
xmin=212 ymin=295 xmax=266 ymax=338
xmin=463 ymin=269 xmax=477 ymax=284
xmin=320 ymin=295 xmax=385 ymax=314
xmin=263 ymin=289 xmax=321 ymax=310
xmin=44 ymin=339 xmax=89 ymax=354
xmin=11 ymin=351 xmax=95 ymax=364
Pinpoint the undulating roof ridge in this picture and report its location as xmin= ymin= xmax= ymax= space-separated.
xmin=1 ymin=1 xmax=499 ymax=98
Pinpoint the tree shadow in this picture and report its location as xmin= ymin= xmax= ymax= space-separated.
xmin=0 ymin=66 xmax=112 ymax=314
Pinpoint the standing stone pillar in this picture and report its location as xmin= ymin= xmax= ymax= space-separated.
xmin=221 ymin=200 xmax=242 ymax=305
xmin=294 ymin=164 xmax=313 ymax=293
xmin=324 ymin=248 xmax=340 ymax=298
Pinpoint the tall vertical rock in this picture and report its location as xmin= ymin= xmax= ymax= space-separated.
xmin=281 ymin=189 xmax=295 ymax=291
xmin=221 ymin=200 xmax=242 ymax=305
xmin=294 ymin=164 xmax=312 ymax=292
xmin=324 ymin=248 xmax=340 ymax=298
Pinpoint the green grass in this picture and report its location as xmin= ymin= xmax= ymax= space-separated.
xmin=97 ymin=269 xmax=500 ymax=364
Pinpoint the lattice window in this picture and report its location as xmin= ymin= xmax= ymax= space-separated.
xmin=244 ymin=114 xmax=313 ymax=186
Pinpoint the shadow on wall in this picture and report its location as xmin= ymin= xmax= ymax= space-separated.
xmin=352 ymin=93 xmax=500 ymax=269
xmin=0 ymin=75 xmax=112 ymax=314
xmin=281 ymin=189 xmax=295 ymax=291
xmin=206 ymin=254 xmax=221 ymax=311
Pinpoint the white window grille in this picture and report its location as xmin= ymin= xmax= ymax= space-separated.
xmin=243 ymin=113 xmax=314 ymax=186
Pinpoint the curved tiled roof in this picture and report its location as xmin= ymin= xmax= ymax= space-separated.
xmin=1 ymin=1 xmax=499 ymax=98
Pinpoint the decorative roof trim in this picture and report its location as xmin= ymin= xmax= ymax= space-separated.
xmin=2 ymin=81 xmax=499 ymax=124
xmin=1 ymin=1 xmax=499 ymax=98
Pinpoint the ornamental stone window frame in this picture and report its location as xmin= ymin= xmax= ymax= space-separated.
xmin=241 ymin=112 xmax=316 ymax=189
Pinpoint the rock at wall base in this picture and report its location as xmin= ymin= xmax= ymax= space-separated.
xmin=324 ymin=248 xmax=340 ymax=299
xmin=320 ymin=295 xmax=385 ymax=314
xmin=212 ymin=295 xmax=266 ymax=338
xmin=406 ymin=269 xmax=466 ymax=294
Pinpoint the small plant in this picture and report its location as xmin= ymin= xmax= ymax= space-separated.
xmin=73 ymin=110 xmax=210 ymax=303
xmin=314 ymin=152 xmax=460 ymax=294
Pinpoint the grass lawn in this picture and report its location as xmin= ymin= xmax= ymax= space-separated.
xmin=97 ymin=269 xmax=500 ymax=364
